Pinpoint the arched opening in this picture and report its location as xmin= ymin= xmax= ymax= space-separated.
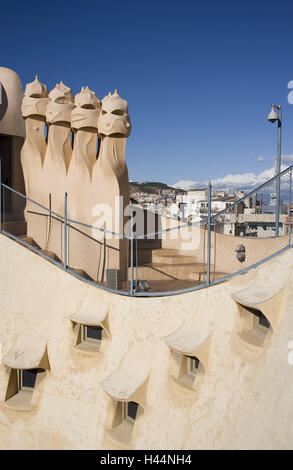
xmin=238 ymin=304 xmax=272 ymax=347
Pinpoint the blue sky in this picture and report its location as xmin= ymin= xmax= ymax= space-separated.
xmin=1 ymin=0 xmax=293 ymax=187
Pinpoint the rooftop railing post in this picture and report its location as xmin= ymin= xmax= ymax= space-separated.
xmin=102 ymin=222 xmax=106 ymax=282
xmin=207 ymin=181 xmax=212 ymax=285
xmin=202 ymin=222 xmax=206 ymax=284
xmin=64 ymin=192 xmax=68 ymax=270
xmin=268 ymin=104 xmax=282 ymax=238
xmin=289 ymin=169 xmax=292 ymax=246
xmin=130 ymin=209 xmax=134 ymax=296
xmin=0 ymin=158 xmax=2 ymax=233
xmin=126 ymin=226 xmax=129 ymax=289
xmin=213 ymin=220 xmax=216 ymax=282
xmin=135 ymin=235 xmax=138 ymax=282
xmin=275 ymin=111 xmax=282 ymax=237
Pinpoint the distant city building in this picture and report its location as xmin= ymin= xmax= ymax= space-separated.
xmin=131 ymin=185 xmax=290 ymax=239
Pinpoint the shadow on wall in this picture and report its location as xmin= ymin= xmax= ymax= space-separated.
xmin=0 ymin=86 xmax=8 ymax=120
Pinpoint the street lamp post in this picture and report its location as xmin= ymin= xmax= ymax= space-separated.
xmin=267 ymin=104 xmax=282 ymax=237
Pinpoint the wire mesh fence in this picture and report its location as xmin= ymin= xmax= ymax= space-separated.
xmin=66 ymin=219 xmax=128 ymax=291
xmin=133 ymin=220 xmax=207 ymax=293
xmin=211 ymin=167 xmax=292 ymax=281
xmin=1 ymin=165 xmax=293 ymax=296
xmin=1 ymin=184 xmax=64 ymax=268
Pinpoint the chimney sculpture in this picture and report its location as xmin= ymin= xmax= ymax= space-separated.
xmin=20 ymin=79 xmax=131 ymax=284
xmin=66 ymin=87 xmax=100 ymax=275
xmin=43 ymin=81 xmax=74 ymax=214
xmin=92 ymin=90 xmax=131 ymax=281
xmin=21 ymin=76 xmax=49 ymax=246
xmin=21 ymin=76 xmax=48 ymax=200
xmin=68 ymin=86 xmax=100 ymax=221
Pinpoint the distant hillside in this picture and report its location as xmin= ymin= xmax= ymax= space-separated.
xmin=129 ymin=181 xmax=185 ymax=194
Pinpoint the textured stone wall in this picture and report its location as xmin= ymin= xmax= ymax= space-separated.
xmin=0 ymin=233 xmax=293 ymax=449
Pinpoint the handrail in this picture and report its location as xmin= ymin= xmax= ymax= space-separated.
xmin=3 ymin=162 xmax=293 ymax=239
xmin=211 ymin=164 xmax=293 ymax=221
xmin=2 ymin=184 xmax=64 ymax=220
xmin=67 ymin=217 xmax=125 ymax=239
xmin=1 ymin=164 xmax=293 ymax=297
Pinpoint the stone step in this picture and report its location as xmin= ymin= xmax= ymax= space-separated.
xmin=68 ymin=267 xmax=94 ymax=282
xmin=19 ymin=235 xmax=41 ymax=249
xmin=151 ymin=249 xmax=199 ymax=265
xmin=13 ymin=234 xmax=62 ymax=265
xmin=41 ymin=250 xmax=61 ymax=263
xmin=152 ymin=248 xmax=179 ymax=256
xmin=188 ymin=271 xmax=228 ymax=283
xmin=128 ymin=262 xmax=209 ymax=281
xmin=128 ymin=258 xmax=227 ymax=281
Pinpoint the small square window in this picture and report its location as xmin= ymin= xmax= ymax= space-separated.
xmin=123 ymin=401 xmax=139 ymax=424
xmin=74 ymin=324 xmax=105 ymax=353
xmin=258 ymin=312 xmax=270 ymax=329
xmin=253 ymin=311 xmax=270 ymax=330
xmin=4 ymin=368 xmax=44 ymax=410
xmin=241 ymin=305 xmax=271 ymax=332
xmin=187 ymin=356 xmax=200 ymax=375
xmin=18 ymin=369 xmax=38 ymax=391
xmin=82 ymin=325 xmax=103 ymax=344
xmin=238 ymin=304 xmax=272 ymax=348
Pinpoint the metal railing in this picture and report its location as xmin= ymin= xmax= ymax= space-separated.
xmin=1 ymin=164 xmax=293 ymax=297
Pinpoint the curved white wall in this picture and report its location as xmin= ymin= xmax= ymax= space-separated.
xmin=0 ymin=233 xmax=293 ymax=449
